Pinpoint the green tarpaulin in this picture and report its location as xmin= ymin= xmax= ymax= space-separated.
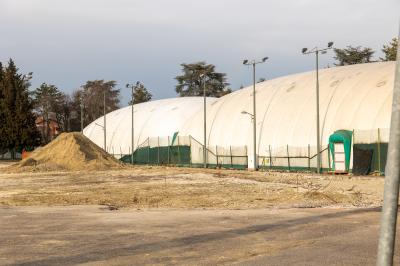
xmin=329 ymin=130 xmax=352 ymax=171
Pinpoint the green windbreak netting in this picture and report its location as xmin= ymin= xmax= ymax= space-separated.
xmin=353 ymin=143 xmax=388 ymax=174
xmin=119 ymin=135 xmax=248 ymax=169
xmin=329 ymin=130 xmax=352 ymax=171
xmin=120 ymin=145 xmax=191 ymax=165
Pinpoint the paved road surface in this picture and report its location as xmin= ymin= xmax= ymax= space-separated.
xmin=1 ymin=206 xmax=399 ymax=265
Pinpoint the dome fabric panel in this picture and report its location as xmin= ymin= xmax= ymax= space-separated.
xmin=180 ymin=62 xmax=395 ymax=157
xmin=83 ymin=97 xmax=216 ymax=155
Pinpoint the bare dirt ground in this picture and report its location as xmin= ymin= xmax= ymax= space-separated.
xmin=0 ymin=161 xmax=391 ymax=265
xmin=0 ymin=162 xmax=385 ymax=209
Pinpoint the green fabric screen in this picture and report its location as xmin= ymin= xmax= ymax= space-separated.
xmin=120 ymin=145 xmax=191 ymax=165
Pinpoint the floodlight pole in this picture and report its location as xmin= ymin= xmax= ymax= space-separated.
xmin=202 ymin=75 xmax=207 ymax=168
xmin=252 ymin=62 xmax=257 ymax=171
xmin=80 ymin=94 xmax=84 ymax=133
xmin=103 ymin=89 xmax=107 ymax=152
xmin=377 ymin=29 xmax=400 ymax=266
xmin=302 ymin=43 xmax=333 ymax=174
xmin=127 ymin=82 xmax=137 ymax=164
xmin=315 ymin=50 xmax=321 ymax=174
xmin=131 ymin=85 xmax=135 ymax=164
xmin=243 ymin=57 xmax=268 ymax=170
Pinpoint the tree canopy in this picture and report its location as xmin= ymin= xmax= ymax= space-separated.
xmin=0 ymin=59 xmax=40 ymax=156
xmin=33 ymin=83 xmax=66 ymax=143
xmin=127 ymin=82 xmax=152 ymax=105
xmin=79 ymin=80 xmax=120 ymax=124
xmin=333 ymin=46 xmax=375 ymax=66
xmin=175 ymin=62 xmax=231 ymax=97
xmin=381 ymin=38 xmax=398 ymax=61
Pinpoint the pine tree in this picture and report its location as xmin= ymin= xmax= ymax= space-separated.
xmin=33 ymin=83 xmax=65 ymax=143
xmin=79 ymin=80 xmax=120 ymax=124
xmin=127 ymin=82 xmax=152 ymax=105
xmin=0 ymin=59 xmax=40 ymax=157
xmin=0 ymin=62 xmax=6 ymax=154
xmin=175 ymin=62 xmax=231 ymax=97
xmin=381 ymin=38 xmax=398 ymax=61
xmin=333 ymin=46 xmax=375 ymax=66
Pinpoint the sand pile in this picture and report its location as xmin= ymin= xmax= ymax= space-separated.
xmin=11 ymin=132 xmax=123 ymax=171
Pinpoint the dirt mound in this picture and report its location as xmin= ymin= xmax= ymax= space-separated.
xmin=10 ymin=132 xmax=123 ymax=171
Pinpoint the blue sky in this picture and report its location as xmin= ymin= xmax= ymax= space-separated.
xmin=1 ymin=0 xmax=399 ymax=105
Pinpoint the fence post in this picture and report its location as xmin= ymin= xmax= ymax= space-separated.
xmin=177 ymin=136 xmax=181 ymax=165
xmin=157 ymin=137 xmax=160 ymax=164
xmin=230 ymin=145 xmax=233 ymax=168
xmin=147 ymin=138 xmax=150 ymax=164
xmin=189 ymin=136 xmax=192 ymax=167
xmin=216 ymin=145 xmax=219 ymax=168
xmin=128 ymin=147 xmax=131 ymax=164
xmin=308 ymin=144 xmax=310 ymax=171
xmin=287 ymin=145 xmax=290 ymax=171
xmin=269 ymin=145 xmax=272 ymax=169
xmin=378 ymin=128 xmax=381 ymax=175
xmin=245 ymin=145 xmax=248 ymax=168
xmin=327 ymin=144 xmax=331 ymax=171
xmin=167 ymin=136 xmax=170 ymax=165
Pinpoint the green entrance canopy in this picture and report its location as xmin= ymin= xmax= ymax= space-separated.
xmin=329 ymin=130 xmax=353 ymax=171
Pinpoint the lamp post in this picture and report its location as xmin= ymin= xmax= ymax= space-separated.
xmin=80 ymin=94 xmax=84 ymax=133
xmin=103 ymin=89 xmax=107 ymax=152
xmin=302 ymin=42 xmax=333 ymax=174
xmin=126 ymin=82 xmax=138 ymax=164
xmin=200 ymin=74 xmax=207 ymax=168
xmin=243 ymin=57 xmax=269 ymax=170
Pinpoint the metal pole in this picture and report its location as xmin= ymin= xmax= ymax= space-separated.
xmin=203 ymin=76 xmax=207 ymax=168
xmin=308 ymin=144 xmax=311 ymax=171
xmin=287 ymin=144 xmax=290 ymax=171
xmin=315 ymin=50 xmax=321 ymax=174
xmin=253 ymin=63 xmax=257 ymax=170
xmin=269 ymin=144 xmax=272 ymax=169
xmin=378 ymin=128 xmax=381 ymax=174
xmin=328 ymin=144 xmax=331 ymax=171
xmin=377 ymin=33 xmax=400 ymax=265
xmin=80 ymin=95 xmax=84 ymax=133
xmin=157 ymin=136 xmax=160 ymax=165
xmin=131 ymin=86 xmax=135 ymax=164
xmin=167 ymin=136 xmax=170 ymax=165
xmin=230 ymin=145 xmax=233 ymax=168
xmin=103 ymin=89 xmax=107 ymax=151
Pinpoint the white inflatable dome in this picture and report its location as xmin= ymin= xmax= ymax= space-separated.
xmin=83 ymin=97 xmax=216 ymax=155
xmin=180 ymin=62 xmax=395 ymax=157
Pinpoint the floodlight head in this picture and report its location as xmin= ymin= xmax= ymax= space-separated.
xmin=328 ymin=41 xmax=334 ymax=48
xmin=321 ymin=50 xmax=327 ymax=54
xmin=243 ymin=59 xmax=248 ymax=65
xmin=241 ymin=111 xmax=247 ymax=114
xmin=262 ymin=57 xmax=269 ymax=62
xmin=302 ymin=48 xmax=308 ymax=54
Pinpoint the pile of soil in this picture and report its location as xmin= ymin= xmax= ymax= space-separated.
xmin=10 ymin=132 xmax=123 ymax=171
